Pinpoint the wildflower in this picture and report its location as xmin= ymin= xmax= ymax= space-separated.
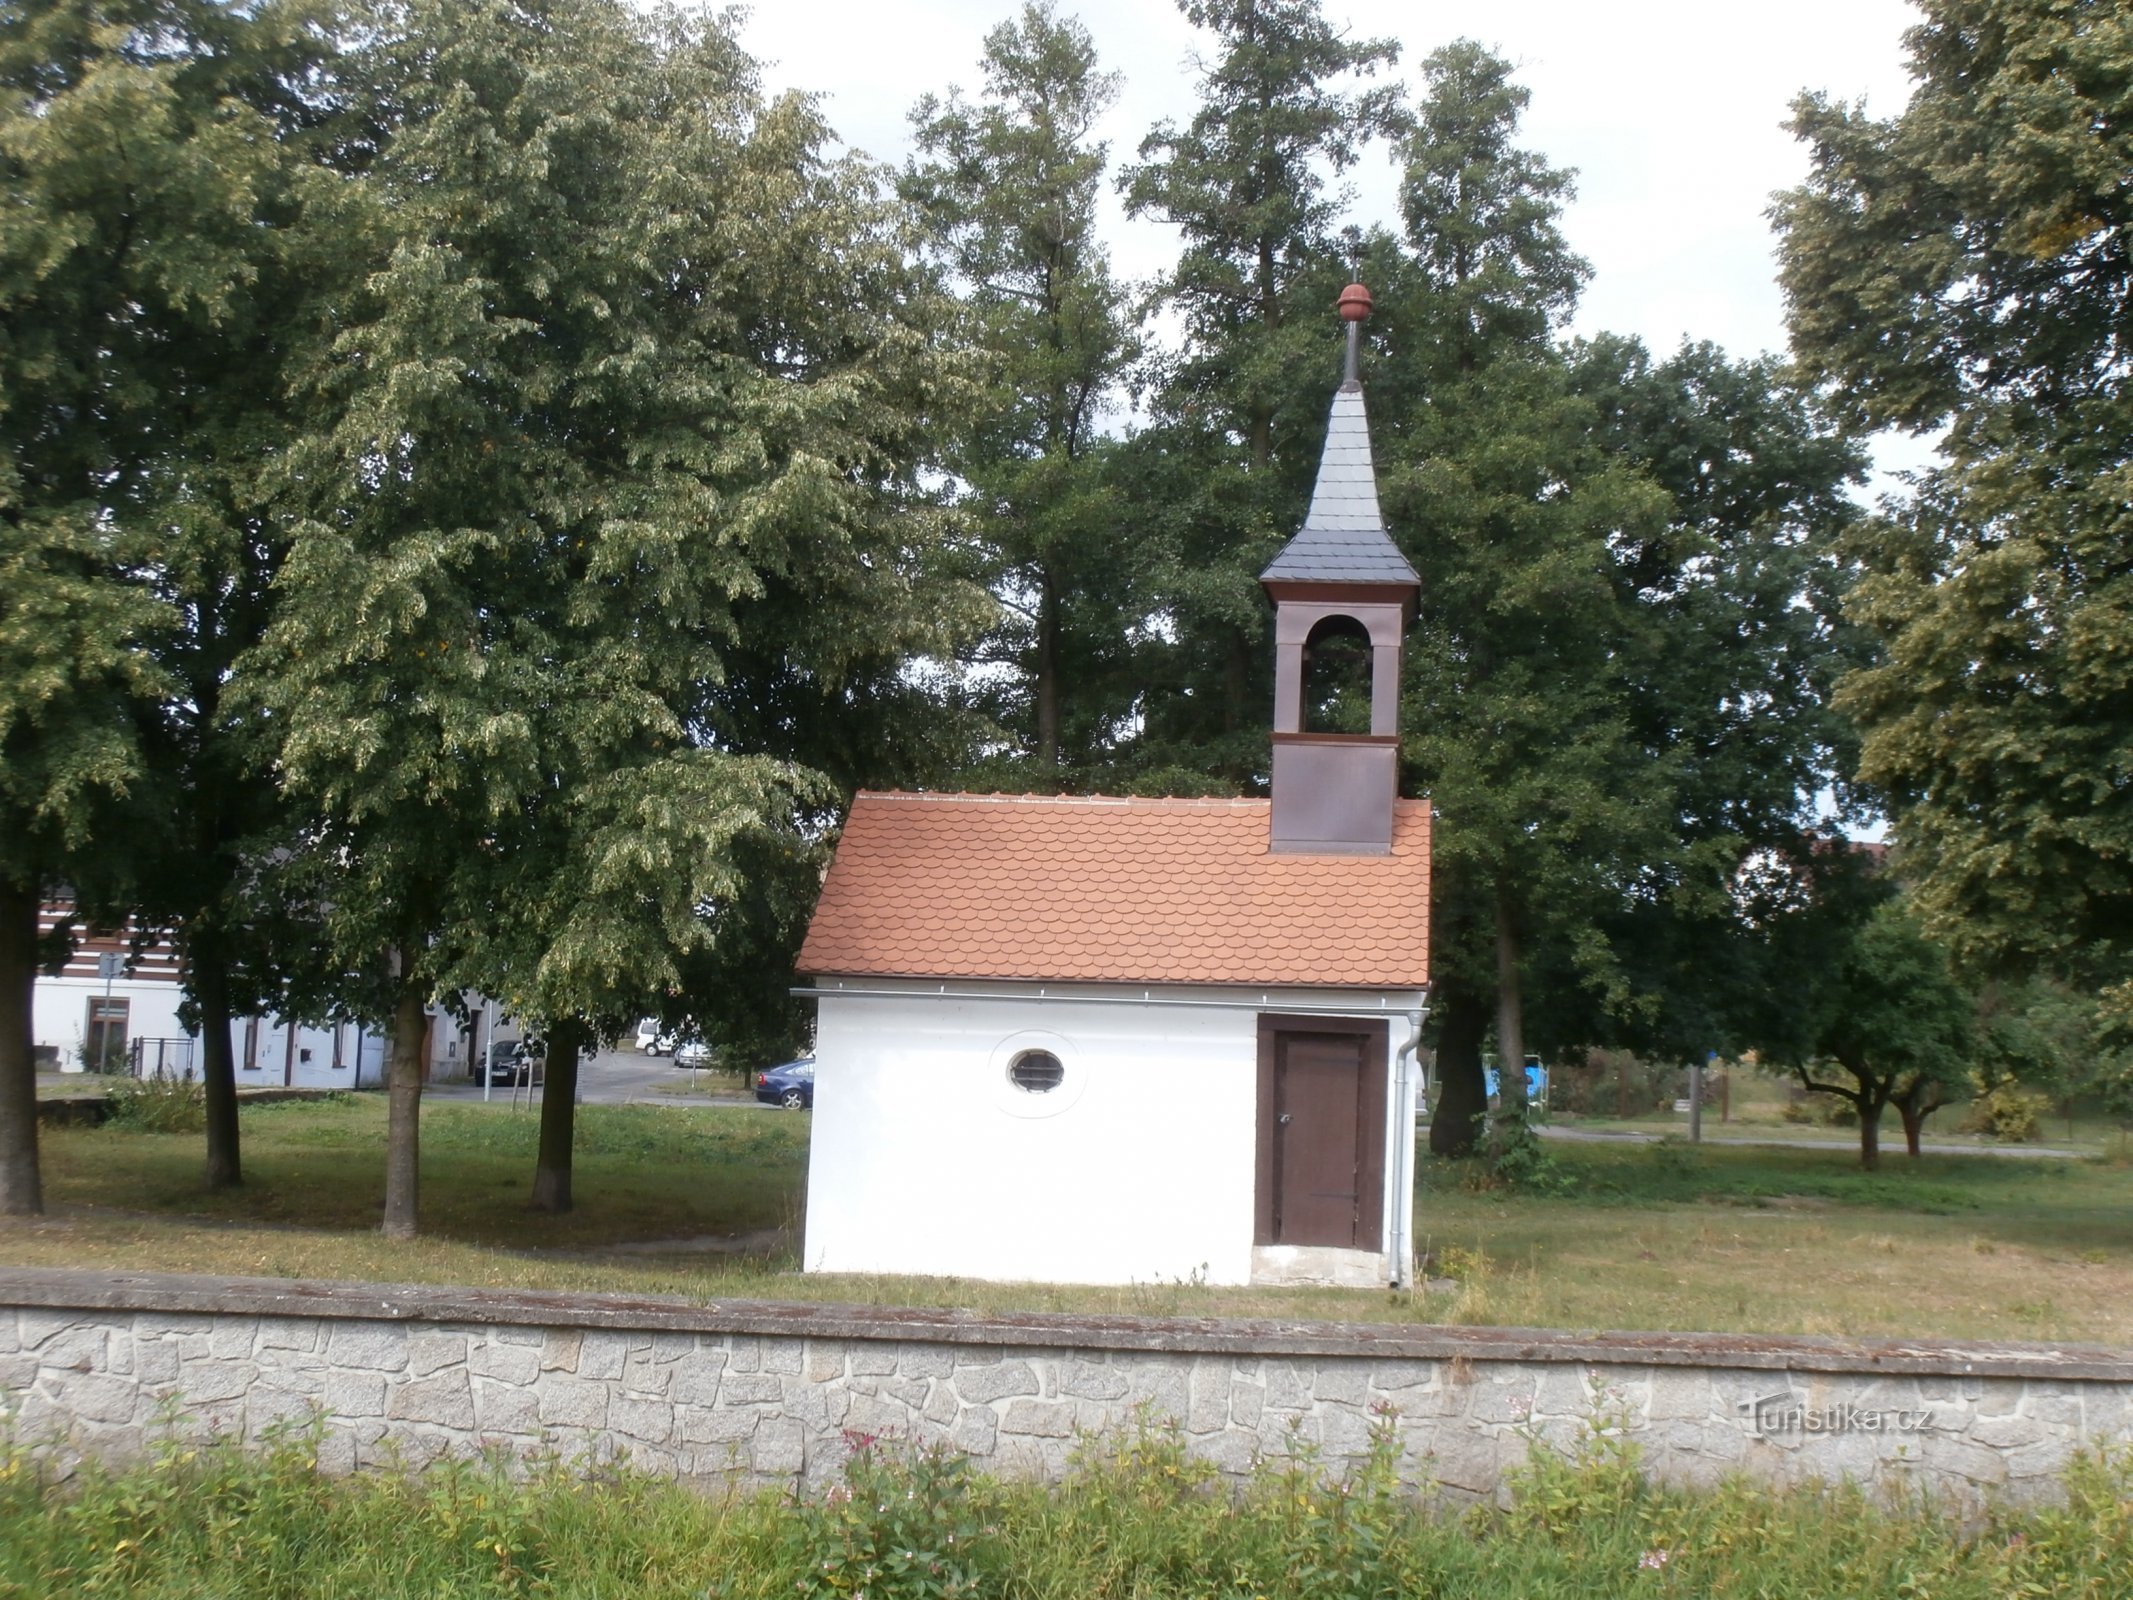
xmin=1509 ymin=1395 xmax=1532 ymax=1421
xmin=1639 ymin=1549 xmax=1670 ymax=1570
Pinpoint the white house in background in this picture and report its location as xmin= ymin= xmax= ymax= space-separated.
xmin=796 ymin=285 xmax=1432 ymax=1290
xmin=30 ymin=901 xmax=497 ymax=1087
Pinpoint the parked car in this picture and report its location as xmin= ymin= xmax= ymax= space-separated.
xmin=674 ymin=1040 xmax=716 ymax=1069
xmin=634 ymin=1018 xmax=674 ymax=1056
xmin=754 ymin=1058 xmax=815 ymax=1110
xmin=480 ymin=1039 xmax=541 ymax=1086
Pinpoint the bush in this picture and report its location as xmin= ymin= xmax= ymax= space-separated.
xmin=1779 ymin=1089 xmax=1858 ymax=1127
xmin=780 ymin=1431 xmax=999 ymax=1599
xmin=1481 ymin=1112 xmax=1577 ymax=1194
xmin=1549 ymin=1051 xmax=1679 ymax=1118
xmin=1960 ymin=1083 xmax=2051 ymax=1142
xmin=103 ymin=1074 xmax=206 ymax=1134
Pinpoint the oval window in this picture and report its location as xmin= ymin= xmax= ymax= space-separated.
xmin=1007 ymin=1049 xmax=1065 ymax=1093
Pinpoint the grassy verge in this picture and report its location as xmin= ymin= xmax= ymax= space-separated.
xmin=1 ymin=1417 xmax=2126 ymax=1599
xmin=1413 ymin=1139 xmax=2133 ymax=1344
xmin=1 ymin=1098 xmax=2129 ymax=1344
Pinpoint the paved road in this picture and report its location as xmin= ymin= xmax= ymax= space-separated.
xmin=422 ymin=1045 xmax=754 ymax=1109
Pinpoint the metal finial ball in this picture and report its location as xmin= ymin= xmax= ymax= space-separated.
xmin=1337 ymin=282 xmax=1373 ymax=322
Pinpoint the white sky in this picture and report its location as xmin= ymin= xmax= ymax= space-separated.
xmin=738 ymin=0 xmax=1923 ymax=378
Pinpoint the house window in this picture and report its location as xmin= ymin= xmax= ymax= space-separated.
xmin=84 ymin=998 xmax=128 ymax=1073
xmin=1008 ymin=1049 xmax=1065 ymax=1094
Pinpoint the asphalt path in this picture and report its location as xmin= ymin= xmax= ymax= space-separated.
xmin=422 ymin=1044 xmax=755 ymax=1109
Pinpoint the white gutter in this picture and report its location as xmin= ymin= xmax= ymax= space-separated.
xmin=791 ymin=982 xmax=1426 ymax=1020
xmin=1387 ymin=1003 xmax=1429 ymax=1291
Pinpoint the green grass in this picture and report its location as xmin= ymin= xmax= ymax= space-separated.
xmin=1413 ymin=1138 xmax=2133 ymax=1343
xmin=2 ymin=1097 xmax=2130 ymax=1344
xmin=1 ymin=1413 xmax=2127 ymax=1598
xmin=1550 ymin=1068 xmax=2133 ymax=1154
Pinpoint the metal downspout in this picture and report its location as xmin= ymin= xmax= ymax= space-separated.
xmin=1389 ymin=1001 xmax=1428 ymax=1290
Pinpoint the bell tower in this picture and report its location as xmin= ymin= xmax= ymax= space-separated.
xmin=1260 ymin=283 xmax=1418 ymax=854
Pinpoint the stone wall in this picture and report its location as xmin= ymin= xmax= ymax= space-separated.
xmin=2 ymin=1269 xmax=2128 ymax=1509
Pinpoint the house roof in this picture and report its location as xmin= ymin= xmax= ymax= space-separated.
xmin=1258 ymin=383 xmax=1420 ymax=587
xmin=797 ymin=792 xmax=1430 ymax=989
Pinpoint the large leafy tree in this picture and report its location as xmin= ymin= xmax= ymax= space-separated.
xmin=1119 ymin=0 xmax=1402 ymax=783
xmin=248 ymin=0 xmax=978 ymax=1231
xmin=0 ymin=0 xmax=334 ymax=1210
xmin=1382 ymin=44 xmax=1866 ymax=1155
xmin=124 ymin=2 xmax=342 ymax=1193
xmin=904 ymin=3 xmax=1143 ymax=780
xmin=1775 ymin=0 xmax=2133 ymax=1018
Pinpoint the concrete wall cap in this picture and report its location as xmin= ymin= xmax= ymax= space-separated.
xmin=1 ymin=1268 xmax=2127 ymax=1382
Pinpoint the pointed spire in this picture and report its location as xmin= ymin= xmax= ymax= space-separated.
xmin=1258 ymin=283 xmax=1419 ymax=588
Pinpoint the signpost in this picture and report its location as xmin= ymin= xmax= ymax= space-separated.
xmin=95 ymin=953 xmax=122 ymax=1074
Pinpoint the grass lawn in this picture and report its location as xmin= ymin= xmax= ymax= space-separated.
xmin=1 ymin=1095 xmax=2128 ymax=1345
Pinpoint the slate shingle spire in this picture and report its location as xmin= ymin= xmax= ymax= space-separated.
xmin=1259 ymin=282 xmax=1420 ymax=588
xmin=1261 ymin=283 xmax=1417 ymax=854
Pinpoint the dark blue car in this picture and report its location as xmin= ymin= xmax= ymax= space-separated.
xmin=754 ymin=1058 xmax=815 ymax=1110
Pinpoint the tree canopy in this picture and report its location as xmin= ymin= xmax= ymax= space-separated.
xmin=1777 ymin=0 xmax=2133 ymax=1022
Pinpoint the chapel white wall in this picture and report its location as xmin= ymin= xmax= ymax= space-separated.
xmin=804 ymin=983 xmax=1414 ymax=1289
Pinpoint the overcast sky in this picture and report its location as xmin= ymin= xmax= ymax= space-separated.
xmin=736 ymin=0 xmax=1923 ymax=377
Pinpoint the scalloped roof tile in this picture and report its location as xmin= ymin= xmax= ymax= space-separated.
xmin=798 ymin=792 xmax=1429 ymax=988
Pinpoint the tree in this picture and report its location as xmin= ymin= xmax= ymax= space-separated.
xmin=1780 ymin=896 xmax=1978 ymax=1168
xmin=119 ymin=1 xmax=343 ymax=1192
xmin=904 ymin=3 xmax=1143 ymax=780
xmin=1385 ymin=45 xmax=1867 ymax=1157
xmin=1372 ymin=42 xmax=1654 ymax=1154
xmin=247 ymin=0 xmax=979 ymax=1230
xmin=0 ymin=0 xmax=329 ymax=1210
xmin=1120 ymin=0 xmax=1402 ymax=783
xmin=1775 ymin=0 xmax=2133 ymax=1016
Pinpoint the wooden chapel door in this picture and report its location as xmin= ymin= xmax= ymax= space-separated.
xmin=1256 ymin=1016 xmax=1387 ymax=1250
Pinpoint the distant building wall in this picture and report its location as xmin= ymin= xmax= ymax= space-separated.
xmin=29 ymin=902 xmax=509 ymax=1085
xmin=0 ymin=1270 xmax=2126 ymax=1512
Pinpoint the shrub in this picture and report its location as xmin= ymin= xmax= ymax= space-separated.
xmin=1481 ymin=1112 xmax=1576 ymax=1194
xmin=103 ymin=1074 xmax=207 ymax=1135
xmin=1779 ymin=1088 xmax=1858 ymax=1127
xmin=1960 ymin=1083 xmax=2051 ymax=1142
xmin=779 ymin=1431 xmax=1000 ymax=1599
xmin=1550 ymin=1051 xmax=1679 ymax=1118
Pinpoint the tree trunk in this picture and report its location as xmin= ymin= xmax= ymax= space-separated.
xmin=1493 ymin=889 xmax=1528 ymax=1121
xmin=1429 ymin=985 xmax=1489 ymax=1157
xmin=191 ymin=933 xmax=241 ymax=1190
xmin=531 ymin=1017 xmax=585 ymax=1214
xmin=1035 ymin=571 xmax=1061 ymax=771
xmin=0 ymin=880 xmax=44 ymax=1216
xmin=1894 ymin=1081 xmax=1945 ymax=1158
xmin=381 ymin=982 xmax=427 ymax=1240
xmin=1857 ymin=1102 xmax=1882 ymax=1172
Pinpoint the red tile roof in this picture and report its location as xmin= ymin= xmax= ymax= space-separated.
xmin=798 ymin=792 xmax=1429 ymax=989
